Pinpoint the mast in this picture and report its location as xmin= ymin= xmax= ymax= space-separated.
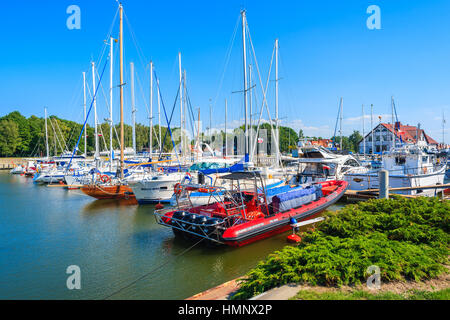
xmin=391 ymin=96 xmax=395 ymax=150
xmin=225 ymin=98 xmax=227 ymax=158
xmin=44 ymin=107 xmax=49 ymax=159
xmin=443 ymin=110 xmax=446 ymax=147
xmin=130 ymin=62 xmax=136 ymax=154
xmin=91 ymin=61 xmax=99 ymax=159
xmin=109 ymin=37 xmax=114 ymax=171
xmin=241 ymin=9 xmax=249 ymax=157
xmin=178 ymin=52 xmax=183 ymax=160
xmin=82 ymin=72 xmax=87 ymax=157
xmin=371 ymin=104 xmax=374 ymax=155
xmin=197 ymin=108 xmax=201 ymax=161
xmin=248 ymin=64 xmax=252 ymax=161
xmin=275 ymin=38 xmax=280 ymax=165
xmin=339 ymin=97 xmax=343 ymax=150
xmin=149 ymin=61 xmax=153 ymax=158
xmin=119 ymin=3 xmax=124 ymax=179
xmin=157 ymin=78 xmax=161 ymax=153
xmin=362 ymin=104 xmax=365 ymax=158
xmin=275 ymin=39 xmax=280 ymax=165
xmin=184 ymin=69 xmax=188 ymax=158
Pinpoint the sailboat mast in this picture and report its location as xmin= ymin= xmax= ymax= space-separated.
xmin=44 ymin=107 xmax=49 ymax=159
xmin=149 ymin=61 xmax=153 ymax=158
xmin=130 ymin=62 xmax=136 ymax=154
xmin=109 ymin=37 xmax=114 ymax=171
xmin=275 ymin=38 xmax=280 ymax=165
xmin=184 ymin=69 xmax=188 ymax=159
xmin=92 ymin=61 xmax=99 ymax=158
xmin=443 ymin=110 xmax=446 ymax=146
xmin=225 ymin=98 xmax=227 ymax=158
xmin=178 ymin=52 xmax=183 ymax=160
xmin=82 ymin=72 xmax=87 ymax=157
xmin=371 ymin=104 xmax=374 ymax=155
xmin=391 ymin=96 xmax=395 ymax=150
xmin=157 ymin=78 xmax=161 ymax=153
xmin=362 ymin=104 xmax=365 ymax=158
xmin=339 ymin=97 xmax=343 ymax=150
xmin=241 ymin=10 xmax=249 ymax=157
xmin=197 ymin=108 xmax=200 ymax=161
xmin=248 ymin=64 xmax=252 ymax=161
xmin=119 ymin=4 xmax=124 ymax=179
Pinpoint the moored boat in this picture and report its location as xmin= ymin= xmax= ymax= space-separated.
xmin=154 ymin=171 xmax=348 ymax=247
xmin=80 ymin=184 xmax=135 ymax=201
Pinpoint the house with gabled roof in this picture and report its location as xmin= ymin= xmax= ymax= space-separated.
xmin=358 ymin=122 xmax=438 ymax=154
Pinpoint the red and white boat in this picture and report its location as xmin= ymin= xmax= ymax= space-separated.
xmin=154 ymin=171 xmax=348 ymax=247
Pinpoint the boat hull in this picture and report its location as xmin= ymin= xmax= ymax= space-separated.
xmin=344 ymin=167 xmax=446 ymax=196
xmin=80 ymin=185 xmax=136 ymax=201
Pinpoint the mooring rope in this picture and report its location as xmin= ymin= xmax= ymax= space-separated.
xmin=102 ymin=236 xmax=206 ymax=300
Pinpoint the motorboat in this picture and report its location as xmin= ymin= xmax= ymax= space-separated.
xmin=154 ymin=171 xmax=348 ymax=247
xmin=344 ymin=144 xmax=447 ymax=196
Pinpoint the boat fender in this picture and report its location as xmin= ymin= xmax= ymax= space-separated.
xmin=174 ymin=183 xmax=182 ymax=194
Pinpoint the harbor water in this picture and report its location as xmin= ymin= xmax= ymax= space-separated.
xmin=0 ymin=171 xmax=344 ymax=299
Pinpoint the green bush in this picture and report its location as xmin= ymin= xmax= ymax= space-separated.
xmin=231 ymin=197 xmax=450 ymax=300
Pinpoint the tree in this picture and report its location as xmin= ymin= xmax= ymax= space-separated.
xmin=0 ymin=120 xmax=21 ymax=156
xmin=348 ymin=130 xmax=363 ymax=153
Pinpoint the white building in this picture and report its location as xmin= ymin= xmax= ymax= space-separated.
xmin=358 ymin=122 xmax=438 ymax=154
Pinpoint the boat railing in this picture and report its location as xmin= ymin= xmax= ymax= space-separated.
xmin=153 ymin=210 xmax=227 ymax=244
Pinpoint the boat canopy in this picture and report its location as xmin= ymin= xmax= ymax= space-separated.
xmin=220 ymin=171 xmax=261 ymax=180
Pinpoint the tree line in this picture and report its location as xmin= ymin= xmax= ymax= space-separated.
xmin=0 ymin=111 xmax=363 ymax=157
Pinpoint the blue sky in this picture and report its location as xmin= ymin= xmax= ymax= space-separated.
xmin=0 ymin=0 xmax=449 ymax=142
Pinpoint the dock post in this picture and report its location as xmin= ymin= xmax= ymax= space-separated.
xmin=379 ymin=170 xmax=389 ymax=199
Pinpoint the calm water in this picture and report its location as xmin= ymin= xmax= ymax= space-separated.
xmin=0 ymin=171 xmax=343 ymax=300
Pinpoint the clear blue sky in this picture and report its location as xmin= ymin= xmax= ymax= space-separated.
xmin=0 ymin=0 xmax=449 ymax=142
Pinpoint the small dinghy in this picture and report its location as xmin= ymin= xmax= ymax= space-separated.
xmin=154 ymin=171 xmax=348 ymax=247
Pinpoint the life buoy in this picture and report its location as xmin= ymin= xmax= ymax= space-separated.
xmin=198 ymin=187 xmax=214 ymax=193
xmin=174 ymin=183 xmax=182 ymax=194
xmin=157 ymin=167 xmax=164 ymax=173
xmin=101 ymin=175 xmax=111 ymax=183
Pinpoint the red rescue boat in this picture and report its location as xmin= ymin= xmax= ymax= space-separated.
xmin=154 ymin=171 xmax=348 ymax=247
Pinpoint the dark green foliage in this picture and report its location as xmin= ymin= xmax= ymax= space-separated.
xmin=0 ymin=111 xmax=172 ymax=157
xmin=231 ymin=197 xmax=450 ymax=300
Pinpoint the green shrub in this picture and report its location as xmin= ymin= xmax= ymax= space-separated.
xmin=231 ymin=198 xmax=450 ymax=300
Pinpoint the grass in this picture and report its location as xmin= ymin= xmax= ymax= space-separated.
xmin=231 ymin=197 xmax=450 ymax=300
xmin=290 ymin=288 xmax=450 ymax=300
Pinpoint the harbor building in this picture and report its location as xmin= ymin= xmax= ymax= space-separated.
xmin=358 ymin=122 xmax=438 ymax=154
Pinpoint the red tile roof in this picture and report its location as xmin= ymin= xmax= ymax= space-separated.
xmin=381 ymin=123 xmax=438 ymax=145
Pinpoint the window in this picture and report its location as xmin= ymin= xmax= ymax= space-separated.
xmin=395 ymin=157 xmax=406 ymax=165
xmin=344 ymin=159 xmax=359 ymax=167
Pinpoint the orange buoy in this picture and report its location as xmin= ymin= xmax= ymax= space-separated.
xmin=155 ymin=203 xmax=164 ymax=210
xmin=287 ymin=234 xmax=302 ymax=243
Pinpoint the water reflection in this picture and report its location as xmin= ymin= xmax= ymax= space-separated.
xmin=82 ymin=198 xmax=138 ymax=213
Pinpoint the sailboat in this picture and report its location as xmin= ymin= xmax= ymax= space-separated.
xmin=80 ymin=4 xmax=135 ymax=201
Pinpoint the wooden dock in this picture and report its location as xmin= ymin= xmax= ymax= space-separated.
xmin=344 ymin=183 xmax=450 ymax=201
